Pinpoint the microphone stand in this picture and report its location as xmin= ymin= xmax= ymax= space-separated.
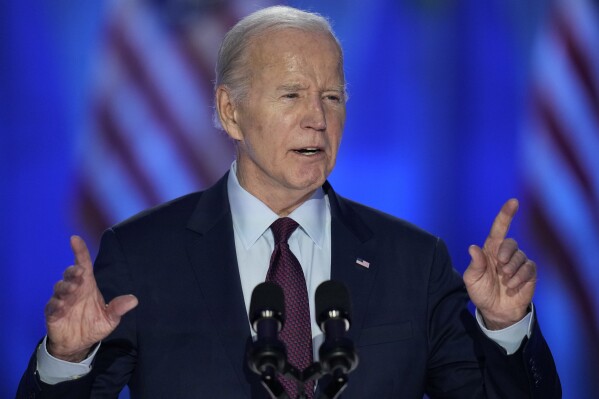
xmin=254 ymin=351 xmax=353 ymax=399
xmin=302 ymin=362 xmax=349 ymax=399
xmin=256 ymin=362 xmax=302 ymax=399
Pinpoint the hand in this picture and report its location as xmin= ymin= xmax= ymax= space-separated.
xmin=463 ymin=199 xmax=536 ymax=330
xmin=44 ymin=236 xmax=138 ymax=362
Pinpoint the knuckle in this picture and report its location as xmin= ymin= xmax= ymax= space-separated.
xmin=510 ymin=276 xmax=521 ymax=288
xmin=526 ymin=260 xmax=537 ymax=275
xmin=45 ymin=298 xmax=62 ymax=315
xmin=63 ymin=265 xmax=76 ymax=279
xmin=518 ymin=249 xmax=528 ymax=260
xmin=503 ymin=238 xmax=518 ymax=250
xmin=53 ymin=280 xmax=64 ymax=292
xmin=515 ymin=250 xmax=527 ymax=264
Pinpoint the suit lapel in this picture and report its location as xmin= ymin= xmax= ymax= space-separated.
xmin=325 ymin=183 xmax=379 ymax=343
xmin=185 ymin=173 xmax=258 ymax=397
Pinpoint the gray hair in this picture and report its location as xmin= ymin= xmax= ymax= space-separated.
xmin=213 ymin=5 xmax=346 ymax=128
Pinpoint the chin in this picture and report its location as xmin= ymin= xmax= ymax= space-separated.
xmin=287 ymin=164 xmax=331 ymax=190
xmin=291 ymin=174 xmax=327 ymax=192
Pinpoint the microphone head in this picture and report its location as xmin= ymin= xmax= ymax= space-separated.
xmin=315 ymin=280 xmax=352 ymax=331
xmin=249 ymin=282 xmax=285 ymax=332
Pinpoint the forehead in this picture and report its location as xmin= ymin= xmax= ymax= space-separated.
xmin=247 ymin=28 xmax=344 ymax=83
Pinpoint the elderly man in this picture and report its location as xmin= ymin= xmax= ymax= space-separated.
xmin=17 ymin=5 xmax=560 ymax=399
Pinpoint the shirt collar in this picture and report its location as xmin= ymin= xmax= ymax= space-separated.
xmin=227 ymin=161 xmax=327 ymax=250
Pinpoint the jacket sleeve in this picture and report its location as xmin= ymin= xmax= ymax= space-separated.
xmin=474 ymin=313 xmax=562 ymax=398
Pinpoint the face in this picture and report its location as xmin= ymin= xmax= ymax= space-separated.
xmin=219 ymin=28 xmax=346 ymax=213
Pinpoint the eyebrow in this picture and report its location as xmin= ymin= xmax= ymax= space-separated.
xmin=276 ymin=83 xmax=308 ymax=91
xmin=276 ymin=83 xmax=345 ymax=92
xmin=327 ymin=84 xmax=346 ymax=93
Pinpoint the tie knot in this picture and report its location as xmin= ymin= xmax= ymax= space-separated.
xmin=270 ymin=217 xmax=299 ymax=244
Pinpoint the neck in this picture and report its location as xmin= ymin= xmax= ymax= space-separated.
xmin=268 ymin=191 xmax=315 ymax=217
xmin=235 ymin=168 xmax=317 ymax=217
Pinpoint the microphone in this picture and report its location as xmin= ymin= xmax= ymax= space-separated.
xmin=315 ymin=281 xmax=358 ymax=375
xmin=247 ymin=282 xmax=287 ymax=377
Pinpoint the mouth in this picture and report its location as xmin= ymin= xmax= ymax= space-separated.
xmin=293 ymin=148 xmax=322 ymax=156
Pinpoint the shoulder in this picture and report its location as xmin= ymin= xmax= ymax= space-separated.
xmin=94 ymin=185 xmax=228 ymax=268
xmin=111 ymin=191 xmax=204 ymax=235
xmin=109 ymin=173 xmax=229 ymax=237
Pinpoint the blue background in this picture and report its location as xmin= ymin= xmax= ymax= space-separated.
xmin=1 ymin=1 xmax=596 ymax=397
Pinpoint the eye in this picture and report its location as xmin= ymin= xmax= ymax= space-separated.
xmin=282 ymin=92 xmax=299 ymax=99
xmin=324 ymin=94 xmax=342 ymax=103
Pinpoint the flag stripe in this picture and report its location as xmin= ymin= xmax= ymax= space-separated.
xmin=173 ymin=8 xmax=239 ymax=100
xmin=82 ymin=124 xmax=151 ymax=222
xmin=78 ymin=180 xmax=112 ymax=239
xmin=534 ymin=90 xmax=597 ymax=204
xmin=536 ymin=24 xmax=599 ymax=178
xmin=525 ymin=128 xmax=599 ymax=286
xmin=106 ymin=17 xmax=217 ymax=187
xmin=96 ymin=101 xmax=163 ymax=206
xmin=115 ymin=3 xmax=235 ymax=175
xmin=529 ymin=197 xmax=599 ymax=357
xmin=555 ymin=9 xmax=599 ymax=124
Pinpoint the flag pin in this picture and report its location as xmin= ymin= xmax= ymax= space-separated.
xmin=355 ymin=258 xmax=370 ymax=268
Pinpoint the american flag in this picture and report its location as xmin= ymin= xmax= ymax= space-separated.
xmin=75 ymin=0 xmax=275 ymax=239
xmin=524 ymin=0 xmax=599 ymax=361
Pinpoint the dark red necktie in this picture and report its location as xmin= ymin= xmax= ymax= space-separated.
xmin=266 ymin=217 xmax=314 ymax=399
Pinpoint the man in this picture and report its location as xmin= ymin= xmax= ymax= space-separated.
xmin=17 ymin=5 xmax=560 ymax=398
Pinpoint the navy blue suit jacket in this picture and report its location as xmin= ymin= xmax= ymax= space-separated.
xmin=18 ymin=173 xmax=560 ymax=398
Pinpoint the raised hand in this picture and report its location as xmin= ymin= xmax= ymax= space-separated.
xmin=463 ymin=199 xmax=536 ymax=330
xmin=44 ymin=236 xmax=138 ymax=362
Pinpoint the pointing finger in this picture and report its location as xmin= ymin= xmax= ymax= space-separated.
xmin=70 ymin=235 xmax=93 ymax=271
xmin=486 ymin=199 xmax=519 ymax=245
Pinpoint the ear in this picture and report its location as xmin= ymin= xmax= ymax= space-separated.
xmin=216 ymin=86 xmax=243 ymax=141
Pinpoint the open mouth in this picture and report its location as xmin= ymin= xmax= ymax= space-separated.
xmin=294 ymin=148 xmax=321 ymax=155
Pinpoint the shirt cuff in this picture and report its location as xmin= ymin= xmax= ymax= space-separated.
xmin=475 ymin=304 xmax=534 ymax=355
xmin=36 ymin=336 xmax=100 ymax=384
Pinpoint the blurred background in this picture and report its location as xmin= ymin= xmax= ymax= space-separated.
xmin=1 ymin=0 xmax=598 ymax=397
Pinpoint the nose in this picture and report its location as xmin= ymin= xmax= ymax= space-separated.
xmin=300 ymin=95 xmax=326 ymax=131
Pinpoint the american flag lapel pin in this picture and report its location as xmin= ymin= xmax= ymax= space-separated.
xmin=355 ymin=258 xmax=370 ymax=268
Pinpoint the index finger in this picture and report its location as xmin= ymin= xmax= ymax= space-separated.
xmin=485 ymin=199 xmax=519 ymax=244
xmin=70 ymin=235 xmax=93 ymax=270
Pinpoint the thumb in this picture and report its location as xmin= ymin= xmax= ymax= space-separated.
xmin=465 ymin=245 xmax=487 ymax=281
xmin=106 ymin=294 xmax=139 ymax=323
